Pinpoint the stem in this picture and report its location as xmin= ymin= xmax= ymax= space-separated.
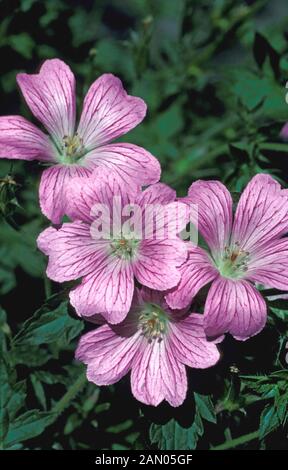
xmin=52 ymin=371 xmax=87 ymax=417
xmin=44 ymin=276 xmax=52 ymax=299
xmin=211 ymin=430 xmax=259 ymax=450
xmin=259 ymin=143 xmax=288 ymax=152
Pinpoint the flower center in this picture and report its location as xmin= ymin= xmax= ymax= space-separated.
xmin=110 ymin=238 xmax=139 ymax=260
xmin=138 ymin=303 xmax=168 ymax=343
xmin=61 ymin=133 xmax=85 ymax=162
xmin=217 ymin=242 xmax=249 ymax=279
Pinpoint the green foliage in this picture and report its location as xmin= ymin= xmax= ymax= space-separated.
xmin=242 ymin=371 xmax=288 ymax=439
xmin=150 ymin=393 xmax=216 ymax=450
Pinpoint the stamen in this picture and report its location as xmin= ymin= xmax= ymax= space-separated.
xmin=138 ymin=304 xmax=168 ymax=342
xmin=62 ymin=134 xmax=85 ymax=160
xmin=218 ymin=242 xmax=250 ymax=279
xmin=110 ymin=238 xmax=139 ymax=260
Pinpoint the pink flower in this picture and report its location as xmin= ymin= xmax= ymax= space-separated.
xmin=75 ymin=288 xmax=220 ymax=407
xmin=280 ymin=122 xmax=288 ymax=140
xmin=37 ymin=169 xmax=188 ymax=324
xmin=166 ymin=174 xmax=288 ymax=341
xmin=0 ymin=59 xmax=160 ymax=223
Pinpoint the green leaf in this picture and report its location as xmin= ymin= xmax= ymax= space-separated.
xmin=30 ymin=374 xmax=47 ymax=410
xmin=5 ymin=411 xmax=55 ymax=448
xmin=259 ymin=405 xmax=280 ymax=439
xmin=269 ymin=306 xmax=288 ymax=322
xmin=232 ymin=68 xmax=287 ymax=123
xmin=0 ymin=359 xmax=27 ymax=448
xmin=150 ymin=412 xmax=204 ymax=450
xmin=194 ymin=393 xmax=216 ymax=424
xmin=154 ymin=103 xmax=184 ymax=139
xmin=107 ymin=420 xmax=133 ymax=434
xmin=8 ymin=33 xmax=35 ymax=59
xmin=0 ymin=220 xmax=45 ymax=280
xmin=13 ymin=301 xmax=83 ymax=348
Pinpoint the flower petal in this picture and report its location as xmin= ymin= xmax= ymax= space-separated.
xmin=37 ymin=221 xmax=109 ymax=282
xmin=0 ymin=116 xmax=55 ymax=161
xmin=134 ymin=239 xmax=187 ymax=290
xmin=165 ymin=246 xmax=218 ymax=309
xmin=17 ymin=59 xmax=76 ymax=144
xmin=170 ymin=314 xmax=220 ymax=368
xmin=65 ymin=166 xmax=135 ymax=224
xmin=136 ymin=182 xmax=176 ymax=206
xmin=142 ymin=201 xmax=190 ymax=240
xmin=280 ymin=122 xmax=288 ymax=140
xmin=187 ymin=180 xmax=233 ymax=256
xmin=70 ymin=257 xmax=134 ymax=324
xmin=231 ymin=174 xmax=288 ymax=253
xmin=39 ymin=164 xmax=91 ymax=224
xmin=37 ymin=226 xmax=57 ymax=255
xmin=204 ymin=277 xmax=267 ymax=341
xmin=77 ymin=73 xmax=146 ymax=149
xmin=131 ymin=338 xmax=187 ymax=407
xmin=76 ymin=325 xmax=140 ymax=385
xmin=248 ymin=238 xmax=288 ymax=290
xmin=84 ymin=143 xmax=160 ymax=186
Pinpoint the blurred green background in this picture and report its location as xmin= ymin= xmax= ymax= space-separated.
xmin=1 ymin=0 xmax=288 ymax=451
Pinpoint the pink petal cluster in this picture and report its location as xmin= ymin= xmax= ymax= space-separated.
xmin=37 ymin=168 xmax=188 ymax=324
xmin=0 ymin=59 xmax=160 ymax=223
xmin=76 ymin=288 xmax=220 ymax=407
xmin=166 ymin=174 xmax=288 ymax=341
xmin=2 ymin=59 xmax=288 ymax=407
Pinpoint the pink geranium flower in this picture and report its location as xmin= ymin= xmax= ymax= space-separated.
xmin=76 ymin=288 xmax=220 ymax=407
xmin=0 ymin=59 xmax=160 ymax=223
xmin=166 ymin=174 xmax=288 ymax=341
xmin=37 ymin=169 xmax=188 ymax=324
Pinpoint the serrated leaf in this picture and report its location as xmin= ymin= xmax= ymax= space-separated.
xmin=13 ymin=301 xmax=83 ymax=347
xmin=150 ymin=412 xmax=204 ymax=450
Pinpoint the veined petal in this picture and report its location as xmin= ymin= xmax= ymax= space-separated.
xmin=0 ymin=116 xmax=55 ymax=161
xmin=131 ymin=338 xmax=187 ymax=407
xmin=70 ymin=257 xmax=134 ymax=324
xmin=39 ymin=165 xmax=91 ymax=224
xmin=65 ymin=167 xmax=135 ymax=224
xmin=187 ymin=180 xmax=233 ymax=256
xmin=134 ymin=239 xmax=187 ymax=291
xmin=142 ymin=201 xmax=190 ymax=240
xmin=84 ymin=143 xmax=160 ymax=186
xmin=77 ymin=73 xmax=146 ymax=149
xmin=204 ymin=277 xmax=267 ymax=341
xmin=76 ymin=325 xmax=140 ymax=386
xmin=166 ymin=246 xmax=218 ymax=310
xmin=17 ymin=59 xmax=76 ymax=144
xmin=231 ymin=174 xmax=288 ymax=253
xmin=37 ymin=221 xmax=109 ymax=282
xmin=170 ymin=314 xmax=220 ymax=368
xmin=136 ymin=182 xmax=176 ymax=206
xmin=248 ymin=238 xmax=288 ymax=290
